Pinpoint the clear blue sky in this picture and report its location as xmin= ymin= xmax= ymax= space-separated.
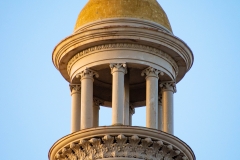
xmin=0 ymin=0 xmax=240 ymax=159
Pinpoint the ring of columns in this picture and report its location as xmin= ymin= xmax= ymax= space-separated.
xmin=52 ymin=19 xmax=193 ymax=135
xmin=69 ymin=65 xmax=176 ymax=134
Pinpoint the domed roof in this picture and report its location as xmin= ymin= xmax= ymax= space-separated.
xmin=74 ymin=0 xmax=172 ymax=32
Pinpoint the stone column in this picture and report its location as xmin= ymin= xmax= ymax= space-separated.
xmin=158 ymin=94 xmax=163 ymax=130
xmin=69 ymin=84 xmax=81 ymax=133
xmin=110 ymin=63 xmax=127 ymax=126
xmin=93 ymin=98 xmax=104 ymax=127
xmin=160 ymin=82 xmax=176 ymax=134
xmin=142 ymin=67 xmax=164 ymax=129
xmin=129 ymin=105 xmax=135 ymax=126
xmin=76 ymin=68 xmax=99 ymax=129
xmin=124 ymin=72 xmax=130 ymax=125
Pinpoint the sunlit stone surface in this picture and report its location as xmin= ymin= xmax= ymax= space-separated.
xmin=50 ymin=0 xmax=195 ymax=160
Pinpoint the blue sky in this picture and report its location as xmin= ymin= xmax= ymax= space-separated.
xmin=0 ymin=0 xmax=240 ymax=159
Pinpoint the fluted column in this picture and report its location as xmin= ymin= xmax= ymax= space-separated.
xmin=129 ymin=105 xmax=135 ymax=126
xmin=158 ymin=94 xmax=163 ymax=130
xmin=93 ymin=98 xmax=104 ymax=127
xmin=142 ymin=67 xmax=164 ymax=129
xmin=76 ymin=68 xmax=99 ymax=129
xmin=110 ymin=63 xmax=127 ymax=125
xmin=70 ymin=84 xmax=81 ymax=133
xmin=160 ymin=82 xmax=176 ymax=134
xmin=124 ymin=72 xmax=130 ymax=125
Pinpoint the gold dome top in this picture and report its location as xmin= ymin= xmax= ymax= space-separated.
xmin=75 ymin=0 xmax=172 ymax=32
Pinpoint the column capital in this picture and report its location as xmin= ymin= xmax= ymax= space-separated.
xmin=158 ymin=95 xmax=162 ymax=105
xmin=69 ymin=84 xmax=81 ymax=95
xmin=76 ymin=68 xmax=99 ymax=81
xmin=110 ymin=63 xmax=127 ymax=74
xmin=129 ymin=105 xmax=135 ymax=115
xmin=93 ymin=97 xmax=104 ymax=108
xmin=160 ymin=82 xmax=177 ymax=93
xmin=141 ymin=67 xmax=164 ymax=79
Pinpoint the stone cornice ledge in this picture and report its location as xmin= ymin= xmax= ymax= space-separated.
xmin=49 ymin=126 xmax=195 ymax=160
xmin=52 ymin=27 xmax=193 ymax=83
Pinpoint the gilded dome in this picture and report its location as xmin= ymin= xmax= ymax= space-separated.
xmin=74 ymin=0 xmax=172 ymax=32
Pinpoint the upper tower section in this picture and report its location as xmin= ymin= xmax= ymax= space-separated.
xmin=74 ymin=0 xmax=172 ymax=33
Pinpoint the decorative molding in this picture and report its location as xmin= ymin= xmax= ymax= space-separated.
xmin=109 ymin=63 xmax=127 ymax=74
xmin=74 ymin=18 xmax=172 ymax=35
xmin=67 ymin=43 xmax=178 ymax=76
xmin=76 ymin=68 xmax=99 ymax=81
xmin=55 ymin=134 xmax=188 ymax=160
xmin=93 ymin=98 xmax=104 ymax=106
xmin=141 ymin=67 xmax=164 ymax=79
xmin=69 ymin=84 xmax=81 ymax=92
xmin=160 ymin=82 xmax=177 ymax=93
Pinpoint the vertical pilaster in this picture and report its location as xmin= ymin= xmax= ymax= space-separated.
xmin=77 ymin=68 xmax=99 ymax=129
xmin=93 ymin=98 xmax=104 ymax=127
xmin=110 ymin=63 xmax=127 ymax=125
xmin=160 ymin=82 xmax=176 ymax=134
xmin=70 ymin=84 xmax=81 ymax=133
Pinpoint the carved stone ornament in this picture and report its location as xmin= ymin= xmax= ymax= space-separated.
xmin=69 ymin=84 xmax=81 ymax=92
xmin=55 ymin=134 xmax=188 ymax=160
xmin=160 ymin=82 xmax=177 ymax=93
xmin=76 ymin=68 xmax=99 ymax=80
xmin=67 ymin=43 xmax=178 ymax=76
xmin=93 ymin=98 xmax=104 ymax=106
xmin=141 ymin=67 xmax=164 ymax=79
xmin=110 ymin=63 xmax=127 ymax=74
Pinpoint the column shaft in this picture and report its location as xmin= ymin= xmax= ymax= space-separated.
xmin=129 ymin=105 xmax=135 ymax=126
xmin=142 ymin=67 xmax=163 ymax=129
xmin=124 ymin=72 xmax=130 ymax=125
xmin=93 ymin=105 xmax=100 ymax=127
xmin=160 ymin=82 xmax=176 ymax=134
xmin=93 ymin=98 xmax=103 ymax=127
xmin=81 ymin=77 xmax=93 ymax=129
xmin=110 ymin=63 xmax=127 ymax=125
xmin=77 ymin=69 xmax=98 ymax=129
xmin=146 ymin=76 xmax=158 ymax=128
xmin=70 ymin=85 xmax=81 ymax=133
xmin=158 ymin=95 xmax=163 ymax=130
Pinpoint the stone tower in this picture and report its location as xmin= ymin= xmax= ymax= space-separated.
xmin=49 ymin=0 xmax=195 ymax=160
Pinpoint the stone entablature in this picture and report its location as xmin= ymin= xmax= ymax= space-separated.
xmin=67 ymin=43 xmax=178 ymax=77
xmin=49 ymin=126 xmax=195 ymax=160
xmin=52 ymin=26 xmax=193 ymax=83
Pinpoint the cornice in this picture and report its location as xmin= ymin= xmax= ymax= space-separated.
xmin=52 ymin=26 xmax=193 ymax=83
